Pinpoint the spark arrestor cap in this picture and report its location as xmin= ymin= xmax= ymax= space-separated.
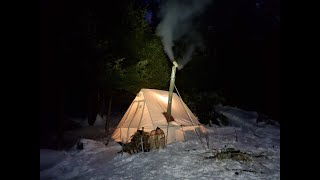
xmin=173 ymin=61 xmax=178 ymax=67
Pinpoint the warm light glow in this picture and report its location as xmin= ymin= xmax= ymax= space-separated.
xmin=156 ymin=94 xmax=168 ymax=104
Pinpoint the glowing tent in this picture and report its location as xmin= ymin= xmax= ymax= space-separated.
xmin=112 ymin=89 xmax=208 ymax=144
xmin=112 ymin=88 xmax=207 ymax=145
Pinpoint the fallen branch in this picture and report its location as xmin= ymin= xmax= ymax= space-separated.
xmin=226 ymin=168 xmax=265 ymax=174
xmin=203 ymin=148 xmax=268 ymax=162
xmin=251 ymin=152 xmax=267 ymax=157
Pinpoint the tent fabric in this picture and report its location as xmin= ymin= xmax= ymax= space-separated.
xmin=111 ymin=88 xmax=204 ymax=144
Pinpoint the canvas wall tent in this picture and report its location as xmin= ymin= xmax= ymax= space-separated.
xmin=112 ymin=88 xmax=207 ymax=145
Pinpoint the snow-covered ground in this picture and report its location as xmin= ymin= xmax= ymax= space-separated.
xmin=40 ymin=107 xmax=280 ymax=180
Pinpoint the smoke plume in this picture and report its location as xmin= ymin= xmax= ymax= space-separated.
xmin=156 ymin=0 xmax=211 ymax=69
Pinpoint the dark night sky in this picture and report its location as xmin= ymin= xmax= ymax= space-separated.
xmin=40 ymin=0 xmax=280 ymax=135
xmin=174 ymin=0 xmax=280 ymax=120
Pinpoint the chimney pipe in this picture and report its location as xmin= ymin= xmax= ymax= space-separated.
xmin=167 ymin=61 xmax=178 ymax=122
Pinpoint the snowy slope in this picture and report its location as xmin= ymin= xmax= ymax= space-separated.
xmin=40 ymin=107 xmax=280 ymax=180
xmin=40 ymin=149 xmax=67 ymax=171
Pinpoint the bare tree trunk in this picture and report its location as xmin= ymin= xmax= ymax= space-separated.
xmin=105 ymin=95 xmax=112 ymax=133
xmin=57 ymin=86 xmax=65 ymax=150
xmin=88 ymin=89 xmax=98 ymax=126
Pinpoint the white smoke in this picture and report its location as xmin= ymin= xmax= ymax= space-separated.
xmin=179 ymin=44 xmax=194 ymax=70
xmin=156 ymin=0 xmax=212 ymax=68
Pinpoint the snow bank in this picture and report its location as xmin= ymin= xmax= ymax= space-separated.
xmin=215 ymin=105 xmax=260 ymax=131
xmin=40 ymin=149 xmax=67 ymax=171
